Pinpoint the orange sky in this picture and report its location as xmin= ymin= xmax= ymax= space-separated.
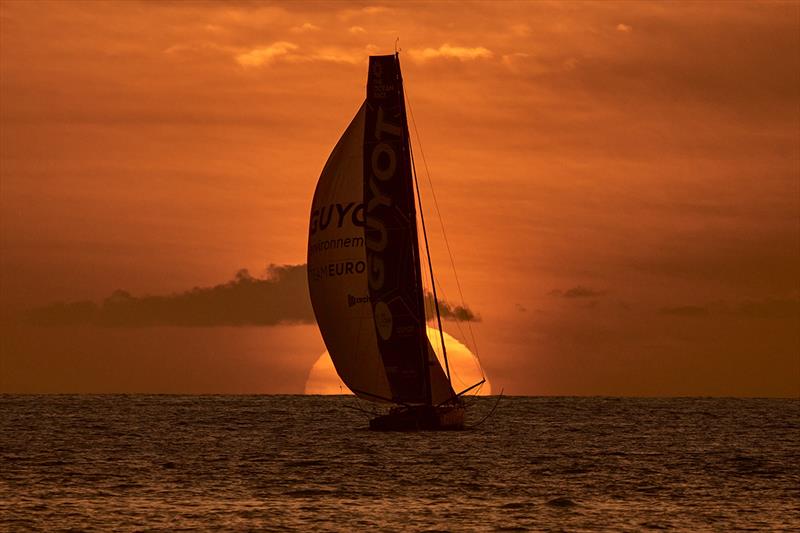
xmin=1 ymin=1 xmax=798 ymax=395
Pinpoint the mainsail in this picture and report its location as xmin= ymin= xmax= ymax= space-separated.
xmin=307 ymin=54 xmax=454 ymax=405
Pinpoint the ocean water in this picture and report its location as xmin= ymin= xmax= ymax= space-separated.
xmin=1 ymin=396 xmax=798 ymax=532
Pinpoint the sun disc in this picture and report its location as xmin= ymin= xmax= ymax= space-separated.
xmin=304 ymin=327 xmax=491 ymax=395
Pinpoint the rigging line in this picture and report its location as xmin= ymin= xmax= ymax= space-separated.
xmin=467 ymin=389 xmax=504 ymax=430
xmin=434 ymin=378 xmax=486 ymax=407
xmin=351 ymin=387 xmax=410 ymax=407
xmin=415 ymin=240 xmax=484 ymax=382
xmin=419 ymin=260 xmax=468 ymax=387
xmin=403 ymin=85 xmax=480 ymax=360
xmin=420 ymin=264 xmax=470 ymax=387
xmin=409 ymin=128 xmax=451 ymax=386
xmin=402 ymin=77 xmax=486 ymax=386
xmin=417 ymin=214 xmax=447 ymax=373
xmin=430 ymin=276 xmax=485 ymax=380
xmin=440 ymin=285 xmax=483 ymax=379
xmin=418 ymin=225 xmax=432 ymax=324
xmin=462 ymin=382 xmax=487 ymax=405
xmin=422 ymin=267 xmax=475 ymax=388
xmin=407 ymin=220 xmax=483 ymax=384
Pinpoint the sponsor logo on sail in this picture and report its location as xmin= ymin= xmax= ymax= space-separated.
xmin=365 ymin=106 xmax=402 ymax=339
xmin=348 ymin=294 xmax=373 ymax=307
xmin=309 ymin=202 xmax=365 ymax=236
xmin=307 ymin=235 xmax=364 ymax=257
xmin=308 ymin=260 xmax=366 ymax=281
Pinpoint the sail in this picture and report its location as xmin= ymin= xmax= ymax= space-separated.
xmin=363 ymin=54 xmax=454 ymax=404
xmin=308 ymin=54 xmax=455 ymax=405
xmin=307 ymin=104 xmax=393 ymax=402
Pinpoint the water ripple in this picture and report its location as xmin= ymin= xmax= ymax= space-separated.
xmin=1 ymin=396 xmax=798 ymax=531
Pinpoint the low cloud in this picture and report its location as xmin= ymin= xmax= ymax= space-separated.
xmin=26 ymin=264 xmax=478 ymax=327
xmin=426 ymin=293 xmax=480 ymax=322
xmin=501 ymin=52 xmax=530 ymax=71
xmin=308 ymin=47 xmax=362 ymax=64
xmin=409 ymin=43 xmax=493 ymax=62
xmin=290 ymin=22 xmax=320 ymax=33
xmin=551 ymin=286 xmax=605 ymax=299
xmin=27 ymin=265 xmax=311 ymax=327
xmin=235 ymin=43 xmax=368 ymax=67
xmin=616 ymin=23 xmax=632 ymax=32
xmin=235 ymin=41 xmax=298 ymax=67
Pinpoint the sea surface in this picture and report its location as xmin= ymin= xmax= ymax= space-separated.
xmin=1 ymin=396 xmax=798 ymax=532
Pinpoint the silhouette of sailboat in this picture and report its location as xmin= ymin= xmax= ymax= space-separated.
xmin=307 ymin=53 xmax=483 ymax=430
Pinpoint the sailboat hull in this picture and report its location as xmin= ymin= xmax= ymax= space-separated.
xmin=369 ymin=404 xmax=465 ymax=431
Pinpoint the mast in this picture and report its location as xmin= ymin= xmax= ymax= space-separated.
xmin=395 ymin=52 xmax=434 ymax=406
xmin=395 ymin=54 xmax=452 ymax=389
xmin=364 ymin=53 xmax=442 ymax=406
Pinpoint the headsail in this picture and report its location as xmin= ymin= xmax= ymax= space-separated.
xmin=307 ymin=54 xmax=454 ymax=405
xmin=307 ymin=104 xmax=393 ymax=402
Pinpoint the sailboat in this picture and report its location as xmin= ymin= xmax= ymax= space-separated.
xmin=307 ymin=53 xmax=483 ymax=431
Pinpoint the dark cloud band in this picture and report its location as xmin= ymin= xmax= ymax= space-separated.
xmin=25 ymin=264 xmax=479 ymax=327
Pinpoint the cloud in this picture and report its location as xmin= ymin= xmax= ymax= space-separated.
xmin=552 ymin=286 xmax=605 ymax=299
xmin=616 ymin=23 xmax=632 ymax=32
xmin=348 ymin=26 xmax=366 ymax=34
xmin=425 ymin=293 xmax=480 ymax=322
xmin=290 ymin=22 xmax=320 ymax=33
xmin=25 ymin=265 xmax=478 ymax=327
xmin=235 ymin=41 xmax=298 ymax=67
xmin=409 ymin=43 xmax=493 ymax=62
xmin=308 ymin=46 xmax=363 ymax=64
xmin=234 ymin=42 xmax=369 ymax=67
xmin=26 ymin=265 xmax=312 ymax=327
xmin=501 ymin=52 xmax=530 ymax=71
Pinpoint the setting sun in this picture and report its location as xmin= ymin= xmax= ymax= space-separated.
xmin=305 ymin=327 xmax=491 ymax=396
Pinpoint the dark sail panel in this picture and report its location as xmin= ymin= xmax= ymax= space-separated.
xmin=363 ymin=55 xmax=429 ymax=404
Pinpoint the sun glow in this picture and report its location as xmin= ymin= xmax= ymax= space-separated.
xmin=304 ymin=327 xmax=491 ymax=395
